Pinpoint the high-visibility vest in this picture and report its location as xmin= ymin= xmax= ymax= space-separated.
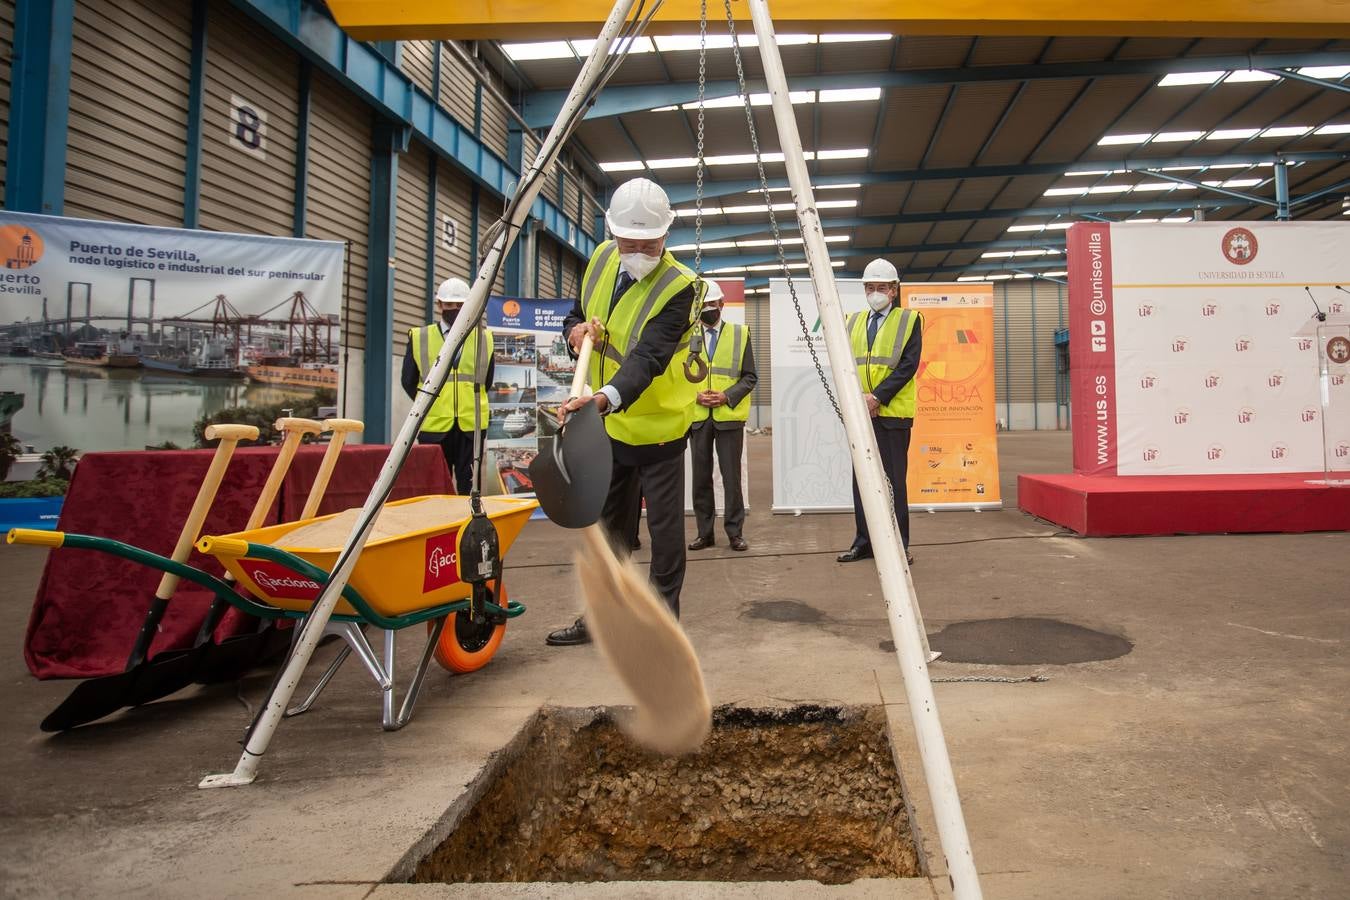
xmin=846 ymin=307 xmax=921 ymax=419
xmin=409 ymin=323 xmax=493 ymax=432
xmin=580 ymin=241 xmax=698 ymax=446
xmin=691 ymin=321 xmax=751 ymax=424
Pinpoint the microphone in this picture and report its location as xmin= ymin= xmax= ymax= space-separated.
xmin=1305 ymin=286 xmax=1326 ymax=322
xmin=1335 ymin=285 xmax=1350 ymax=297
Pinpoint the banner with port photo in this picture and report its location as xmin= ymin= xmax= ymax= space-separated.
xmin=769 ymin=278 xmax=1002 ymax=511
xmin=901 ymin=284 xmax=1002 ymax=510
xmin=683 ymin=278 xmax=750 ymax=516
xmin=0 ymin=212 xmax=345 ymax=462
xmin=1067 ymin=221 xmax=1350 ymax=478
xmin=479 ymin=296 xmax=576 ymax=508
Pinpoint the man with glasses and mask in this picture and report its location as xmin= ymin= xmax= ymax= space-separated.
xmin=401 ymin=276 xmax=495 ymax=495
xmin=687 ymin=279 xmax=757 ymax=553
xmin=837 ymin=258 xmax=923 ymax=567
xmin=546 ymin=177 xmax=699 ymax=647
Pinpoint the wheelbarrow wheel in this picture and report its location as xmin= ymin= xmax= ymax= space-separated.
xmin=428 ymin=587 xmax=508 ymax=673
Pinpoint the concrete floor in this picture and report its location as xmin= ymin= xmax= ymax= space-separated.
xmin=2 ymin=431 xmax=1347 ymax=899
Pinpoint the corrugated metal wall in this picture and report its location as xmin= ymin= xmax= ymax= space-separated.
xmin=477 ymin=81 xmax=511 ymax=161
xmin=536 ymin=235 xmax=558 ymax=298
xmin=560 ymin=251 xmax=580 ymax=300
xmin=0 ymin=0 xmax=13 ymax=200
xmin=433 ymin=157 xmax=474 ymax=286
xmin=64 ymin=0 xmax=191 ymax=226
xmin=400 ymin=40 xmax=436 ymax=96
xmin=746 ymin=293 xmax=772 ymax=408
xmin=393 ymin=139 xmax=432 ymax=345
xmin=198 ymin=3 xmax=297 ymax=236
xmin=437 ymin=43 xmax=478 ymax=131
xmin=477 ymin=195 xmax=508 ymax=294
xmin=305 ymin=71 xmax=370 ymax=351
xmin=991 ymin=281 xmax=1065 ymax=427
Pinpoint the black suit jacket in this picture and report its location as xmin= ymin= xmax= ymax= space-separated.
xmin=868 ymin=308 xmax=923 ymax=431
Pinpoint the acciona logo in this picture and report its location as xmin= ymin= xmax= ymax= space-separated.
xmin=252 ymin=570 xmax=321 ymax=593
xmin=1222 ymin=226 xmax=1258 ymax=265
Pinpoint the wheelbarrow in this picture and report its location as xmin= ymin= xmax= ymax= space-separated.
xmin=9 ymin=494 xmax=538 ymax=731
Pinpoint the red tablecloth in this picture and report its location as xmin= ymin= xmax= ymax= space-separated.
xmin=23 ymin=444 xmax=449 ymax=679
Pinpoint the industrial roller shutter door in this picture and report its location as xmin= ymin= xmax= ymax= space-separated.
xmin=198 ymin=3 xmax=298 ymax=236
xmin=393 ymin=140 xmax=432 ymax=345
xmin=400 ymin=40 xmax=436 ymax=96
xmin=747 ymin=293 xmax=771 ymax=408
xmin=64 ymin=0 xmax=191 ymax=226
xmin=433 ymin=157 xmax=474 ymax=286
xmin=305 ymin=71 xmax=371 ymax=352
xmin=1000 ymin=283 xmax=1034 ymax=406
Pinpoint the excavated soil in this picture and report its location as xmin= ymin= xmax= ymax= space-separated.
xmin=411 ymin=705 xmax=920 ymax=884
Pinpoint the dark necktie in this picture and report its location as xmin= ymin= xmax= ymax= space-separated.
xmin=614 ymin=271 xmax=635 ymax=299
xmin=705 ymin=325 xmax=718 ymax=361
xmin=867 ymin=311 xmax=882 ymax=346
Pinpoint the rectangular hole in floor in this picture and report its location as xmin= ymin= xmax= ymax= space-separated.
xmin=411 ymin=705 xmax=921 ymax=884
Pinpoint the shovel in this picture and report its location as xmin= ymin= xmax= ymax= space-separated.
xmin=139 ymin=416 xmax=325 ymax=693
xmin=40 ymin=423 xmax=261 ymax=732
xmin=193 ymin=417 xmax=366 ymax=684
xmin=528 ymin=332 xmax=612 ymax=528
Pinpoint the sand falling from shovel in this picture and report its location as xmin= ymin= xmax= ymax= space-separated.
xmin=575 ymin=526 xmax=712 ymax=755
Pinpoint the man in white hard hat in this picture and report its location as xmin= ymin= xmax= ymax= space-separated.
xmin=546 ymin=177 xmax=700 ymax=647
xmin=401 ymin=276 xmax=495 ymax=494
xmin=837 ymin=258 xmax=923 ymax=566
xmin=687 ymin=278 xmax=757 ymax=553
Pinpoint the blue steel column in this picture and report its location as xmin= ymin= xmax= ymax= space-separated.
xmin=5 ymin=0 xmax=75 ymax=215
xmin=1275 ymin=162 xmax=1291 ymax=221
xmin=183 ymin=0 xmax=208 ymax=227
xmin=504 ymin=125 xmax=525 ymax=295
xmin=365 ymin=118 xmax=402 ymax=443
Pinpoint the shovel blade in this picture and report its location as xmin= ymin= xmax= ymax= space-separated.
xmin=40 ymin=670 xmax=145 ymax=732
xmin=528 ymin=403 xmax=611 ymax=529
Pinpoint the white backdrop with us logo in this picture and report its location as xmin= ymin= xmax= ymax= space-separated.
xmin=1101 ymin=222 xmax=1349 ymax=476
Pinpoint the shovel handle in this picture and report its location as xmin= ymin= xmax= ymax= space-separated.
xmin=569 ymin=333 xmax=594 ymax=400
xmin=300 ymin=419 xmax=365 ymax=519
xmin=246 ymin=418 xmax=322 ymax=531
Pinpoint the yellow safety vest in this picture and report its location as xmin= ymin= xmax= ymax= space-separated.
xmin=846 ymin=307 xmax=920 ymax=419
xmin=580 ymin=241 xmax=698 ymax=446
xmin=409 ymin=323 xmax=493 ymax=432
xmin=691 ymin=322 xmax=751 ymax=424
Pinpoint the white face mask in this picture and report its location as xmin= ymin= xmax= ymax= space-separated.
xmin=866 ymin=290 xmax=892 ymax=313
xmin=619 ymin=252 xmax=660 ymax=282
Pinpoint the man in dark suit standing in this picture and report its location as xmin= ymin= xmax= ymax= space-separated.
xmin=687 ymin=280 xmax=757 ymax=552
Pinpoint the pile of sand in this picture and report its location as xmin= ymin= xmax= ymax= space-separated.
xmin=277 ymin=496 xmax=489 ymax=549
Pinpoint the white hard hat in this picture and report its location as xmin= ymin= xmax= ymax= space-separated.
xmin=700 ymin=279 xmax=724 ymax=306
xmin=863 ymin=258 xmax=899 ymax=283
xmin=605 ymin=178 xmax=675 ymax=240
xmin=436 ymin=277 xmax=470 ymax=303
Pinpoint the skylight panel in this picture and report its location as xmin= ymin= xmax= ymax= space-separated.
xmin=818 ymin=88 xmax=883 ymax=103
xmin=502 ymin=41 xmax=575 ymax=61
xmin=1206 ymin=128 xmax=1260 ymax=140
xmin=1315 ymin=123 xmax=1350 ymax=135
xmin=1044 ymin=187 xmax=1089 ymax=197
xmin=1260 ymin=125 xmax=1312 ymax=138
xmin=819 ymin=33 xmax=892 ymax=43
xmin=598 ymin=160 xmax=645 ymax=172
xmin=1159 ymin=71 xmax=1225 ymax=86
xmin=570 ymin=37 xmax=654 ymax=56
xmin=1224 ymin=70 xmax=1280 ymax=82
xmin=1098 ymin=133 xmax=1152 ymax=146
xmin=1151 ymin=131 xmax=1205 ymax=143
xmin=1298 ymin=65 xmax=1350 ymax=79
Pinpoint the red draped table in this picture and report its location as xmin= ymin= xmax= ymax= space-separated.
xmin=23 ymin=444 xmax=449 ymax=679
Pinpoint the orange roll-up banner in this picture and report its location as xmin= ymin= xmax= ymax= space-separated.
xmin=902 ymin=284 xmax=1002 ymax=510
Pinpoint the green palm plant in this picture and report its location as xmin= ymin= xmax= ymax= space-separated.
xmin=0 ymin=432 xmax=22 ymax=481
xmin=37 ymin=445 xmax=80 ymax=481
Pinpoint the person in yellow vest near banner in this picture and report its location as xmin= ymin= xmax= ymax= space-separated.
xmin=687 ymin=279 xmax=757 ymax=553
xmin=546 ymin=178 xmax=700 ymax=647
xmin=400 ymin=276 xmax=495 ymax=495
xmin=837 ymin=258 xmax=923 ymax=567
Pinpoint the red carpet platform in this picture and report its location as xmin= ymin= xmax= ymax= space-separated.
xmin=1018 ymin=472 xmax=1350 ymax=537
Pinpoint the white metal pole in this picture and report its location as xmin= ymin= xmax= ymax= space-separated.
xmin=199 ymin=0 xmax=641 ymax=789
xmin=744 ymin=1 xmax=983 ymax=896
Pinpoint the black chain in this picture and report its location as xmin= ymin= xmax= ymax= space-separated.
xmin=721 ymin=0 xmax=842 ymax=423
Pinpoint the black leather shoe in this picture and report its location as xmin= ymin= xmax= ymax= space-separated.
xmin=729 ymin=536 xmax=748 ymax=552
xmin=906 ymin=552 xmax=915 ymax=566
xmin=836 ymin=546 xmax=873 ymax=563
xmin=545 ymin=618 xmax=591 ymax=646
xmin=688 ymin=536 xmax=714 ymax=550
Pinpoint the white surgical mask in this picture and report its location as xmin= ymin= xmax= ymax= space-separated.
xmin=866 ymin=290 xmax=892 ymax=313
xmin=619 ymin=252 xmax=660 ymax=282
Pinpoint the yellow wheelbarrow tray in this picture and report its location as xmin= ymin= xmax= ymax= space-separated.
xmin=197 ymin=494 xmax=538 ymax=619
